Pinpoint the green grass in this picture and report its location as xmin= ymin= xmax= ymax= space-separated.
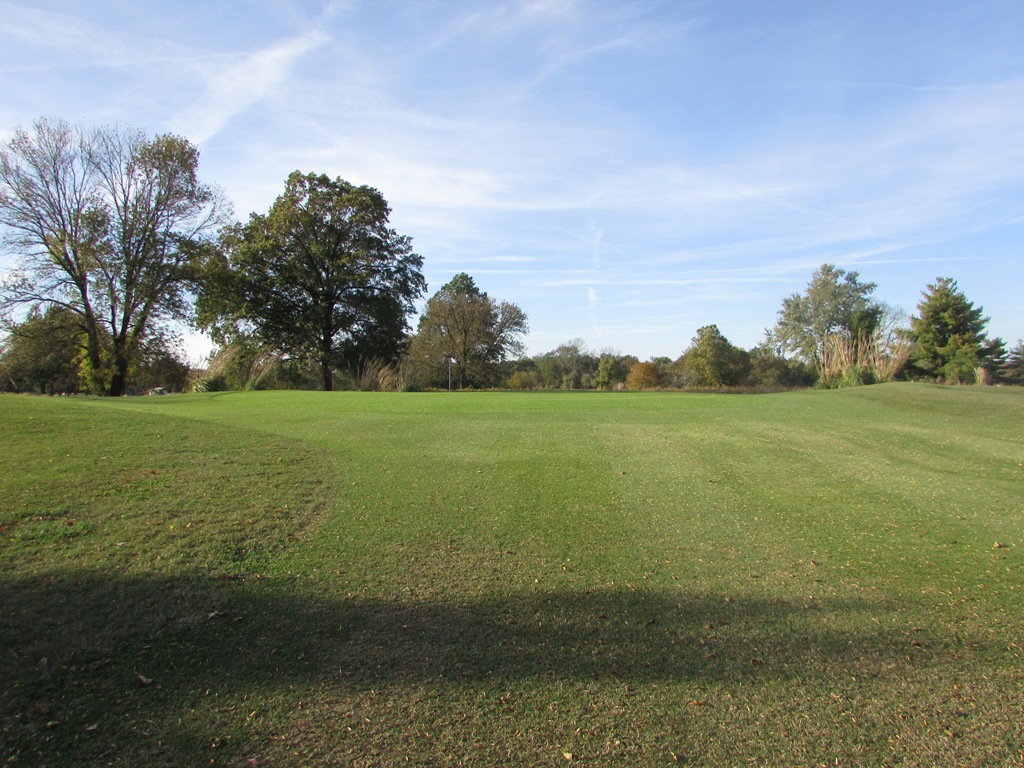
xmin=2 ymin=384 xmax=1022 ymax=766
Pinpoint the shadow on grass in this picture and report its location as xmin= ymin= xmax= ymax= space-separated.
xmin=0 ymin=570 xmax=962 ymax=765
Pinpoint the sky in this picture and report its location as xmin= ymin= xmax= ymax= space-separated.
xmin=2 ymin=0 xmax=1023 ymax=362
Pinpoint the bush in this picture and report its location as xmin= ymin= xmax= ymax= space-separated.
xmin=626 ymin=362 xmax=660 ymax=390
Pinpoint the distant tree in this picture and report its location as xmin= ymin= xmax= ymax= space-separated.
xmin=0 ymin=305 xmax=83 ymax=393
xmin=0 ymin=304 xmax=190 ymax=393
xmin=746 ymin=343 xmax=814 ymax=388
xmin=507 ymin=369 xmax=542 ymax=390
xmin=200 ymin=172 xmax=425 ymax=391
xmin=407 ymin=273 xmax=527 ymax=389
xmin=677 ymin=324 xmax=750 ymax=387
xmin=999 ymin=340 xmax=1024 ymax=385
xmin=130 ymin=335 xmax=191 ymax=393
xmin=534 ymin=353 xmax=564 ymax=389
xmin=907 ymin=278 xmax=1004 ymax=384
xmin=552 ymin=338 xmax=594 ymax=389
xmin=502 ymin=357 xmax=540 ymax=390
xmin=0 ymin=118 xmax=229 ymax=395
xmin=592 ymin=352 xmax=630 ymax=390
xmin=771 ymin=264 xmax=880 ymax=383
xmin=626 ymin=361 xmax=660 ymax=390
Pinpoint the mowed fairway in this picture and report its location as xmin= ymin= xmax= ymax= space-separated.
xmin=2 ymin=384 xmax=1022 ymax=767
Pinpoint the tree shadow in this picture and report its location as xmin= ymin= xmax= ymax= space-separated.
xmin=0 ymin=569 xmax=986 ymax=765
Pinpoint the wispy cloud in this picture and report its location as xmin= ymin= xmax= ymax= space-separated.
xmin=0 ymin=1 xmax=176 ymax=71
xmin=169 ymin=30 xmax=329 ymax=144
xmin=4 ymin=1 xmax=1021 ymax=355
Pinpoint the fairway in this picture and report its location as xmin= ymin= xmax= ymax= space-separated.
xmin=2 ymin=384 xmax=1022 ymax=767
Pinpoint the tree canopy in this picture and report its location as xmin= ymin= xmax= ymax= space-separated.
xmin=908 ymin=278 xmax=1004 ymax=384
xmin=771 ymin=264 xmax=880 ymax=381
xmin=625 ymin=361 xmax=660 ymax=390
xmin=677 ymin=324 xmax=749 ymax=387
xmin=407 ymin=273 xmax=527 ymax=389
xmin=0 ymin=305 xmax=82 ymax=394
xmin=592 ymin=352 xmax=630 ymax=390
xmin=200 ymin=172 xmax=425 ymax=391
xmin=0 ymin=118 xmax=229 ymax=395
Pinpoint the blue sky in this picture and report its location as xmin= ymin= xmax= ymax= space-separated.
xmin=2 ymin=0 xmax=1022 ymax=361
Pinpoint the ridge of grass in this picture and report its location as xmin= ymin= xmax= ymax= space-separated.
xmin=2 ymin=384 xmax=1022 ymax=766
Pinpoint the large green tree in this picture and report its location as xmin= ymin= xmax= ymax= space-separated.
xmin=0 ymin=118 xmax=228 ymax=395
xmin=771 ymin=264 xmax=880 ymax=381
xmin=407 ymin=273 xmax=527 ymax=389
xmin=202 ymin=172 xmax=425 ymax=391
xmin=908 ymin=278 xmax=1003 ymax=384
xmin=677 ymin=324 xmax=750 ymax=387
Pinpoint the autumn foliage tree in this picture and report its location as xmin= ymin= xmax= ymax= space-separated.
xmin=626 ymin=361 xmax=660 ymax=390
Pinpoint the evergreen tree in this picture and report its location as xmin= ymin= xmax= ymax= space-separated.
xmin=0 ymin=306 xmax=83 ymax=393
xmin=998 ymin=340 xmax=1024 ymax=385
xmin=908 ymin=278 xmax=1003 ymax=384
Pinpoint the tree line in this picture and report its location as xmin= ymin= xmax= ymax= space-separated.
xmin=494 ymin=266 xmax=1020 ymax=392
xmin=1 ymin=119 xmax=1021 ymax=395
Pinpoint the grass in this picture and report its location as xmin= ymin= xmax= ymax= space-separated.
xmin=1 ymin=384 xmax=1022 ymax=766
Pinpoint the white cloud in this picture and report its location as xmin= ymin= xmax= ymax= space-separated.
xmin=169 ymin=30 xmax=329 ymax=144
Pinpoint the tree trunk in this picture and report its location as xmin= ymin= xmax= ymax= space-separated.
xmin=109 ymin=346 xmax=130 ymax=397
xmin=82 ymin=321 xmax=108 ymax=395
xmin=320 ymin=342 xmax=334 ymax=391
xmin=108 ymin=367 xmax=128 ymax=397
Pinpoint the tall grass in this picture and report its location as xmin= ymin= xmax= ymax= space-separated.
xmin=820 ymin=328 xmax=912 ymax=387
xmin=191 ymin=341 xmax=284 ymax=391
xmin=354 ymin=357 xmax=403 ymax=391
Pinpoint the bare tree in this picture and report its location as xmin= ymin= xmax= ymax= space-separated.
xmin=0 ymin=118 xmax=230 ymax=395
